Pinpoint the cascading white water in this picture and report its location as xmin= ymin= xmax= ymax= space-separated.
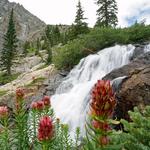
xmin=51 ymin=44 xmax=135 ymax=136
xmin=144 ymin=44 xmax=150 ymax=52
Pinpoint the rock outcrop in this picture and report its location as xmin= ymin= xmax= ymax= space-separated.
xmin=103 ymin=51 xmax=150 ymax=120
xmin=0 ymin=0 xmax=46 ymax=50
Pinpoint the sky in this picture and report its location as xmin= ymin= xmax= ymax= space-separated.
xmin=9 ymin=0 xmax=150 ymax=27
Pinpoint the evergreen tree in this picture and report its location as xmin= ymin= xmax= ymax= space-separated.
xmin=35 ymin=38 xmax=40 ymax=55
xmin=45 ymin=40 xmax=52 ymax=65
xmin=45 ymin=25 xmax=54 ymax=47
xmin=73 ymin=0 xmax=89 ymax=37
xmin=23 ymin=41 xmax=30 ymax=56
xmin=53 ymin=25 xmax=61 ymax=45
xmin=0 ymin=9 xmax=18 ymax=75
xmin=95 ymin=0 xmax=118 ymax=27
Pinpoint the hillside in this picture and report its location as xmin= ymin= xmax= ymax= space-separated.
xmin=0 ymin=0 xmax=46 ymax=49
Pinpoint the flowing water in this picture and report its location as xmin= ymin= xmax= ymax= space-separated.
xmin=51 ymin=44 xmax=135 ymax=136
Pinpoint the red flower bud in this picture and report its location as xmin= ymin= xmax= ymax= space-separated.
xmin=0 ymin=106 xmax=8 ymax=118
xmin=30 ymin=101 xmax=38 ymax=110
xmin=99 ymin=136 xmax=110 ymax=145
xmin=37 ymin=101 xmax=44 ymax=111
xmin=42 ymin=96 xmax=51 ymax=107
xmin=16 ymin=88 xmax=24 ymax=99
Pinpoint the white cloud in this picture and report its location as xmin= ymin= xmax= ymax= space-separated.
xmin=117 ymin=0 xmax=150 ymax=27
xmin=9 ymin=0 xmax=150 ymax=27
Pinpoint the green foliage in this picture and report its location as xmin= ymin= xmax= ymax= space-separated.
xmin=0 ymin=83 xmax=150 ymax=149
xmin=0 ymin=72 xmax=20 ymax=85
xmin=52 ymin=38 xmax=87 ymax=70
xmin=95 ymin=0 xmax=118 ymax=27
xmin=53 ymin=24 xmax=150 ymax=69
xmin=0 ymin=9 xmax=18 ymax=75
xmin=35 ymin=38 xmax=41 ymax=55
xmin=26 ymin=42 xmax=36 ymax=54
xmin=46 ymin=47 xmax=52 ymax=65
xmin=45 ymin=25 xmax=61 ymax=47
xmin=23 ymin=41 xmax=30 ymax=56
xmin=0 ymin=91 xmax=80 ymax=150
xmin=111 ymin=106 xmax=150 ymax=150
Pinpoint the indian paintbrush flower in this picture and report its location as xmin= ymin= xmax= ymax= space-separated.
xmin=16 ymin=88 xmax=24 ymax=100
xmin=89 ymin=80 xmax=116 ymax=147
xmin=42 ymin=96 xmax=51 ymax=107
xmin=0 ymin=106 xmax=8 ymax=118
xmin=38 ymin=116 xmax=54 ymax=141
xmin=31 ymin=96 xmax=51 ymax=111
xmin=90 ymin=80 xmax=116 ymax=117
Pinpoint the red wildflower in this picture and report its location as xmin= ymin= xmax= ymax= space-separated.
xmin=89 ymin=80 xmax=116 ymax=146
xmin=42 ymin=96 xmax=51 ymax=107
xmin=16 ymin=88 xmax=24 ymax=100
xmin=31 ymin=101 xmax=38 ymax=110
xmin=38 ymin=116 xmax=54 ymax=141
xmin=0 ymin=106 xmax=8 ymax=118
xmin=90 ymin=80 xmax=116 ymax=117
xmin=36 ymin=101 xmax=44 ymax=111
xmin=99 ymin=136 xmax=110 ymax=145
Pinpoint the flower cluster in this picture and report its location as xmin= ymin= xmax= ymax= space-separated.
xmin=89 ymin=80 xmax=116 ymax=146
xmin=0 ymin=106 xmax=8 ymax=118
xmin=38 ymin=116 xmax=54 ymax=141
xmin=30 ymin=96 xmax=51 ymax=111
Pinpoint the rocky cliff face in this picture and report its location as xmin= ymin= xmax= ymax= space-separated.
xmin=103 ymin=44 xmax=150 ymax=120
xmin=0 ymin=0 xmax=46 ymax=49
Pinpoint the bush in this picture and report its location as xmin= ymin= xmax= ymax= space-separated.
xmin=111 ymin=106 xmax=150 ymax=150
xmin=52 ymin=38 xmax=87 ymax=70
xmin=53 ymin=25 xmax=150 ymax=70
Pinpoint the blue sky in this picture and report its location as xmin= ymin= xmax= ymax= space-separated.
xmin=9 ymin=0 xmax=150 ymax=27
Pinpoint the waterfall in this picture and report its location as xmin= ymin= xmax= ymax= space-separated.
xmin=144 ymin=44 xmax=150 ymax=52
xmin=51 ymin=44 xmax=135 ymax=136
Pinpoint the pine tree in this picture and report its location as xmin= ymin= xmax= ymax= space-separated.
xmin=45 ymin=40 xmax=52 ymax=65
xmin=53 ymin=25 xmax=61 ymax=45
xmin=0 ymin=9 xmax=18 ymax=75
xmin=95 ymin=0 xmax=118 ymax=27
xmin=35 ymin=38 xmax=41 ymax=55
xmin=73 ymin=0 xmax=89 ymax=37
xmin=23 ymin=41 xmax=30 ymax=56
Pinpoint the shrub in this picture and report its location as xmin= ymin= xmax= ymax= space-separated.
xmin=53 ymin=25 xmax=150 ymax=70
xmin=111 ymin=106 xmax=150 ymax=150
xmin=52 ymin=38 xmax=87 ymax=70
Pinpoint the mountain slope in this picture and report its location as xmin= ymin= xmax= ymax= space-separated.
xmin=0 ymin=0 xmax=46 ymax=49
